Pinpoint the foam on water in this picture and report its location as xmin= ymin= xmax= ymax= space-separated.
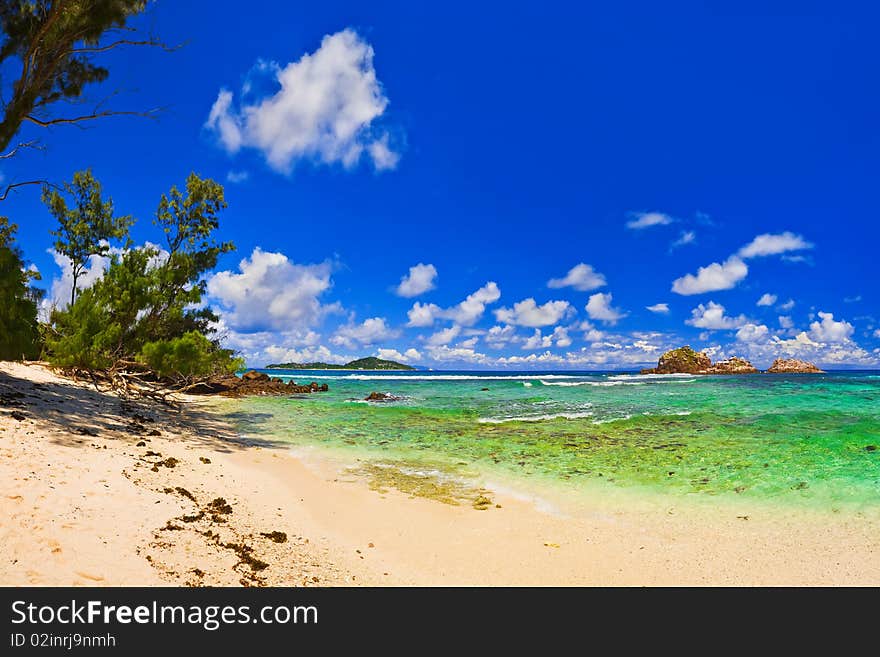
xmin=478 ymin=410 xmax=596 ymax=424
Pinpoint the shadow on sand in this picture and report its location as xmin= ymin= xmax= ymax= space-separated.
xmin=0 ymin=365 xmax=281 ymax=453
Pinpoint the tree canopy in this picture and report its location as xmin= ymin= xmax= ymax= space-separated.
xmin=0 ymin=217 xmax=41 ymax=359
xmin=45 ymin=172 xmax=242 ymax=383
xmin=42 ymin=168 xmax=132 ymax=306
xmin=0 ymin=0 xmax=167 ymax=198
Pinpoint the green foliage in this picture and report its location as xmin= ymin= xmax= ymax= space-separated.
xmin=0 ymin=218 xmax=41 ymax=359
xmin=42 ymin=169 xmax=132 ymax=306
xmin=0 ymin=0 xmax=151 ymax=153
xmin=46 ymin=173 xmax=240 ymax=381
xmin=141 ymin=332 xmax=243 ymax=380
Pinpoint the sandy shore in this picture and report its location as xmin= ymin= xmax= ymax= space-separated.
xmin=2 ymin=361 xmax=879 ymax=586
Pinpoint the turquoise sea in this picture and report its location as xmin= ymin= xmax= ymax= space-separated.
xmin=220 ymin=370 xmax=880 ymax=509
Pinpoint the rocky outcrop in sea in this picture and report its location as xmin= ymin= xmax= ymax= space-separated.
xmin=766 ymin=358 xmax=825 ymax=373
xmin=189 ymin=371 xmax=330 ymax=396
xmin=642 ymin=347 xmax=821 ymax=375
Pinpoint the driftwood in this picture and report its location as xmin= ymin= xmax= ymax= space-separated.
xmin=53 ymin=363 xmax=186 ymax=409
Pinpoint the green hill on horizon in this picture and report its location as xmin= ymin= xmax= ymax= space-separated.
xmin=264 ymin=356 xmax=416 ymax=371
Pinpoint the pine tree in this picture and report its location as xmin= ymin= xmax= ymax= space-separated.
xmin=0 ymin=218 xmax=41 ymax=360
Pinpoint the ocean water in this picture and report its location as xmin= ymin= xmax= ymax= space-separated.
xmin=220 ymin=370 xmax=880 ymax=509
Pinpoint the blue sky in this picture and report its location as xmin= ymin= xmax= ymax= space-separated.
xmin=2 ymin=1 xmax=878 ymax=369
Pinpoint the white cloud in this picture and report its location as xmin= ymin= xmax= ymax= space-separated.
xmin=39 ymin=249 xmax=114 ymax=320
xmin=736 ymin=323 xmax=770 ymax=343
xmin=445 ymin=282 xmax=501 ymax=325
xmin=215 ymin=325 xmax=349 ymax=367
xmin=670 ymin=230 xmax=696 ymax=249
xmin=425 ymin=344 xmax=489 ymax=364
xmin=376 ymin=347 xmax=421 ymax=362
xmin=205 ymin=29 xmax=399 ymax=173
xmin=226 ymin=170 xmax=249 ymax=183
xmin=686 ymin=301 xmax=750 ymax=330
xmin=779 ymin=316 xmax=794 ymax=329
xmin=406 ymin=302 xmax=442 ymax=327
xmin=263 ymin=344 xmax=347 ymax=366
xmin=485 ymin=324 xmax=519 ymax=349
xmin=808 ymin=311 xmax=854 ymax=343
xmin=331 ymin=317 xmax=399 ymax=348
xmin=738 ymin=232 xmax=813 ymax=259
xmin=495 ymin=298 xmax=571 ymax=327
xmin=547 ymin=263 xmax=606 ymax=291
xmin=756 ymin=293 xmax=777 ymax=307
xmin=409 ymin=282 xmax=501 ymax=327
xmin=779 ymin=299 xmax=795 ymax=311
xmin=646 ymin=303 xmax=669 ymax=314
xmin=672 ymin=256 xmax=748 ymax=295
xmin=574 ymin=320 xmax=605 ymax=342
xmin=396 ymin=263 xmax=437 ymax=298
xmin=521 ymin=326 xmax=571 ymax=350
xmin=585 ymin=293 xmax=626 ymax=325
xmin=207 ymin=247 xmax=337 ymax=331
xmin=367 ymin=133 xmax=400 ymax=171
xmin=626 ymin=211 xmax=674 ymax=230
xmin=426 ymin=325 xmax=461 ymax=346
xmin=874 ymin=329 xmax=880 ymax=338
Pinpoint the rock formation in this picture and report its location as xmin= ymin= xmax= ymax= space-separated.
xmin=640 ymin=346 xmax=712 ymax=374
xmin=364 ymin=391 xmax=400 ymax=402
xmin=766 ymin=358 xmax=824 ymax=374
xmin=189 ymin=371 xmax=330 ymax=396
xmin=704 ymin=357 xmax=759 ymax=374
xmin=642 ymin=347 xmax=824 ymax=375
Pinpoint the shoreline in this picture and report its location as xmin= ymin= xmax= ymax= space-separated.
xmin=2 ymin=362 xmax=879 ymax=586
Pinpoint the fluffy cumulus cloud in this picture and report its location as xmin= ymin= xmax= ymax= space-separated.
xmin=686 ymin=301 xmax=750 ymax=330
xmin=406 ymin=302 xmax=442 ymax=327
xmin=425 ymin=344 xmax=490 ymax=365
xmin=376 ymin=347 xmax=421 ymax=362
xmin=521 ymin=326 xmax=572 ymax=350
xmin=495 ymin=298 xmax=571 ymax=327
xmin=646 ymin=303 xmax=669 ymax=314
xmin=484 ymin=324 xmax=519 ymax=349
xmin=585 ymin=293 xmax=626 ymax=325
xmin=808 ymin=312 xmax=854 ymax=343
xmin=426 ymin=325 xmax=462 ymax=346
xmin=756 ymin=293 xmax=777 ymax=307
xmin=205 ymin=29 xmax=399 ymax=173
xmin=331 ymin=317 xmax=399 ymax=348
xmin=215 ymin=325 xmax=349 ymax=367
xmin=736 ymin=323 xmax=770 ymax=343
xmin=778 ymin=299 xmax=795 ymax=311
xmin=547 ymin=263 xmax=606 ymax=291
xmin=445 ymin=282 xmax=501 ymax=325
xmin=407 ymin=282 xmax=500 ymax=327
xmin=207 ymin=247 xmax=337 ymax=331
xmin=672 ymin=256 xmax=748 ymax=295
xmin=395 ymin=263 xmax=437 ymax=297
xmin=626 ymin=211 xmax=674 ymax=230
xmin=738 ymin=232 xmax=813 ymax=259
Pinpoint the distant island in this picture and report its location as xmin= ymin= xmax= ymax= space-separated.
xmin=265 ymin=356 xmax=416 ymax=371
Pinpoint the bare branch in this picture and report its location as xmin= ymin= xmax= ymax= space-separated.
xmin=0 ymin=180 xmax=48 ymax=201
xmin=0 ymin=140 xmax=43 ymax=159
xmin=23 ymin=107 xmax=163 ymax=128
xmin=69 ymin=37 xmax=181 ymax=56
